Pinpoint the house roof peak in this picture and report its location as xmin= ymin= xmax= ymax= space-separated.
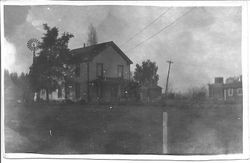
xmin=70 ymin=41 xmax=133 ymax=64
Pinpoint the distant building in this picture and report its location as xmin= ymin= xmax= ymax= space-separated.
xmin=208 ymin=76 xmax=242 ymax=101
xmin=208 ymin=77 xmax=224 ymax=100
xmin=139 ymin=83 xmax=162 ymax=102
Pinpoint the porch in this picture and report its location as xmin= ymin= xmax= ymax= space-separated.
xmin=88 ymin=77 xmax=130 ymax=103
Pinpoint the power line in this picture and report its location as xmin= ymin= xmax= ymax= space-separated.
xmin=125 ymin=7 xmax=196 ymax=53
xmin=120 ymin=8 xmax=173 ymax=47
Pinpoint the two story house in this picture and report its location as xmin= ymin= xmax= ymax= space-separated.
xmin=66 ymin=41 xmax=133 ymax=103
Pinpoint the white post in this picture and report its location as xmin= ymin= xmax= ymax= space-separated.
xmin=163 ymin=112 xmax=168 ymax=154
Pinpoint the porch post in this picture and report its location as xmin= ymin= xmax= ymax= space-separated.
xmin=87 ymin=62 xmax=90 ymax=102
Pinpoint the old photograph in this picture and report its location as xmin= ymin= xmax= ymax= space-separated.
xmin=1 ymin=1 xmax=247 ymax=158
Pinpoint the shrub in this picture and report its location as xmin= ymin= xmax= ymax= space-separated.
xmin=191 ymin=87 xmax=207 ymax=101
xmin=78 ymin=99 xmax=87 ymax=105
xmin=168 ymin=92 xmax=175 ymax=99
xmin=63 ymin=99 xmax=74 ymax=104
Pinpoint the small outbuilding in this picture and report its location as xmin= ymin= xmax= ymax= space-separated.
xmin=139 ymin=84 xmax=162 ymax=102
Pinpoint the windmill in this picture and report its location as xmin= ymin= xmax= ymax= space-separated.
xmin=27 ymin=38 xmax=40 ymax=63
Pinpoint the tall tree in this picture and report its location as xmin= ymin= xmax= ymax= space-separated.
xmin=29 ymin=24 xmax=74 ymax=102
xmin=134 ymin=59 xmax=159 ymax=86
xmin=87 ymin=24 xmax=98 ymax=46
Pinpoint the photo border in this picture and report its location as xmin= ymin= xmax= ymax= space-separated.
xmin=1 ymin=0 xmax=249 ymax=161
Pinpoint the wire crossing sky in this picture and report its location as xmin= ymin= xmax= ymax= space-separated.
xmin=124 ymin=7 xmax=196 ymax=53
xmin=4 ymin=5 xmax=242 ymax=92
xmin=120 ymin=7 xmax=173 ymax=47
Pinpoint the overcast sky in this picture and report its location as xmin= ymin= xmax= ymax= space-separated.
xmin=3 ymin=5 xmax=242 ymax=92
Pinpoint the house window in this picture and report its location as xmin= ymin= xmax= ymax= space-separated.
xmin=75 ymin=64 xmax=80 ymax=77
xmin=228 ymin=88 xmax=233 ymax=96
xmin=96 ymin=63 xmax=103 ymax=78
xmin=237 ymin=88 xmax=242 ymax=96
xmin=117 ymin=65 xmax=124 ymax=78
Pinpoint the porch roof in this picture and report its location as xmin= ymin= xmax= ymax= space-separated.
xmin=90 ymin=77 xmax=130 ymax=85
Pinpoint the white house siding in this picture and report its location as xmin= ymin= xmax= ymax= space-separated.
xmin=39 ymin=88 xmax=65 ymax=101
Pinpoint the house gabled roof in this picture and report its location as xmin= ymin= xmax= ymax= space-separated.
xmin=70 ymin=41 xmax=133 ymax=64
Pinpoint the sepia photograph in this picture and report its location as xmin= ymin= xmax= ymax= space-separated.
xmin=1 ymin=0 xmax=249 ymax=160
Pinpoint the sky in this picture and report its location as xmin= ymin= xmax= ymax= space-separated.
xmin=3 ymin=5 xmax=242 ymax=92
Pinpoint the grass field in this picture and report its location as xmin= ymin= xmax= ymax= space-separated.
xmin=4 ymin=100 xmax=242 ymax=154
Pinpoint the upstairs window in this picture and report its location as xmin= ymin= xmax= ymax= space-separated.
xmin=96 ymin=63 xmax=103 ymax=78
xmin=118 ymin=65 xmax=124 ymax=78
xmin=75 ymin=64 xmax=80 ymax=77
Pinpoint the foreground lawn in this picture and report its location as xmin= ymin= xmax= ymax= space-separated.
xmin=4 ymin=101 xmax=242 ymax=154
xmin=166 ymin=101 xmax=242 ymax=154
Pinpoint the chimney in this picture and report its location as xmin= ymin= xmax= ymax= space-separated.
xmin=214 ymin=77 xmax=224 ymax=84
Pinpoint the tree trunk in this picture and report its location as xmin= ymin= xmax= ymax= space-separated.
xmin=64 ymin=83 xmax=68 ymax=100
xmin=37 ymin=91 xmax=40 ymax=102
xmin=46 ymin=89 xmax=49 ymax=103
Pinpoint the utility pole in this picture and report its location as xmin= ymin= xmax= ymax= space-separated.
xmin=165 ymin=60 xmax=173 ymax=95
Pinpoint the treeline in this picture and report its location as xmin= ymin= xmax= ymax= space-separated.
xmin=165 ymin=86 xmax=207 ymax=101
xmin=4 ymin=69 xmax=33 ymax=103
xmin=4 ymin=70 xmax=29 ymax=88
